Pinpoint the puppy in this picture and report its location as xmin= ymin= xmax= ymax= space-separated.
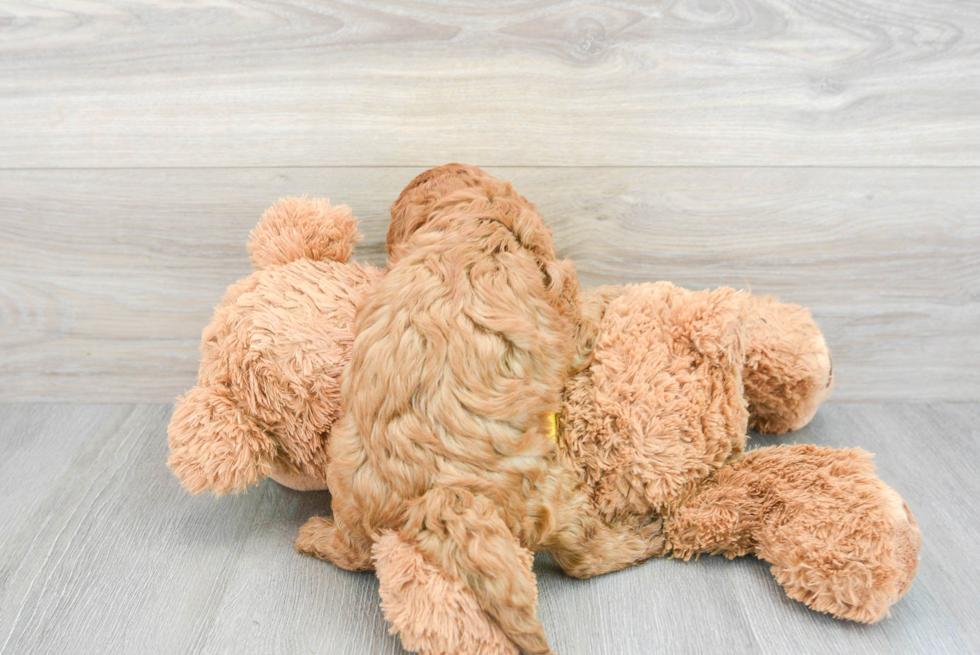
xmin=297 ymin=165 xmax=659 ymax=654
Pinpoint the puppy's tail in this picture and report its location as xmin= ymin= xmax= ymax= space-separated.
xmin=383 ymin=487 xmax=552 ymax=655
xmin=248 ymin=196 xmax=362 ymax=269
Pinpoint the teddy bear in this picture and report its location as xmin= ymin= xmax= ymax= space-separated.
xmin=167 ymin=167 xmax=920 ymax=655
xmin=167 ymin=196 xmax=382 ymax=495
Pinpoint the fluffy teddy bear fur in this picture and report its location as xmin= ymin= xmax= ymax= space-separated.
xmin=167 ymin=197 xmax=382 ymax=494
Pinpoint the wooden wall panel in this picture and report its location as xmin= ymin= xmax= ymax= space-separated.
xmin=1 ymin=0 xmax=979 ymax=167
xmin=2 ymin=167 xmax=976 ymax=402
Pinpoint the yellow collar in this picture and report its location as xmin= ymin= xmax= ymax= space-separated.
xmin=545 ymin=412 xmax=559 ymax=443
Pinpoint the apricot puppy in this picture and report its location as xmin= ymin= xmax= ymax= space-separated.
xmin=296 ymin=165 xmax=661 ymax=655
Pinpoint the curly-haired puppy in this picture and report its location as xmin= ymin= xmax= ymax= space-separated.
xmin=296 ymin=165 xmax=660 ymax=654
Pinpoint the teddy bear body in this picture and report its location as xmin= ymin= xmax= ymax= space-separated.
xmin=562 ymin=282 xmax=755 ymax=525
xmin=564 ymin=282 xmax=916 ymax=618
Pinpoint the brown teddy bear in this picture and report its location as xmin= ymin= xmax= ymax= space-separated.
xmin=167 ymin=168 xmax=920 ymax=655
xmin=167 ymin=197 xmax=382 ymax=494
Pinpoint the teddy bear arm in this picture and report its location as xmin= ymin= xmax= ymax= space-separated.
xmin=167 ymin=385 xmax=277 ymax=495
xmin=664 ymin=444 xmax=920 ymax=622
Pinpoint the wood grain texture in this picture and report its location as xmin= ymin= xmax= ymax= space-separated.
xmin=2 ymin=0 xmax=979 ymax=167
xmin=2 ymin=167 xmax=977 ymax=403
xmin=0 ymin=403 xmax=977 ymax=654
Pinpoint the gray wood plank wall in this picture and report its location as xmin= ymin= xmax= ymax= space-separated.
xmin=3 ymin=1 xmax=980 ymax=167
xmin=1 ymin=1 xmax=978 ymax=403
xmin=2 ymin=4 xmax=979 ymax=654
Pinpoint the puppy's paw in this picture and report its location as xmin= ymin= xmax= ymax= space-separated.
xmin=295 ymin=515 xmax=374 ymax=571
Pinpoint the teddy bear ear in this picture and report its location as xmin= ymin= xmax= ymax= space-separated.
xmin=167 ymin=386 xmax=277 ymax=495
xmin=247 ymin=196 xmax=362 ymax=270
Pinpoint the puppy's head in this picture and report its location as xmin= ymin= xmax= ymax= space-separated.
xmin=389 ymin=164 xmax=581 ymax=355
xmin=388 ymin=164 xmax=484 ymax=260
xmin=388 ymin=163 xmax=557 ymax=264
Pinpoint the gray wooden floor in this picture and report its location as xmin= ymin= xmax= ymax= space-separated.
xmin=0 ymin=403 xmax=977 ymax=655
xmin=2 ymin=1 xmax=979 ymax=653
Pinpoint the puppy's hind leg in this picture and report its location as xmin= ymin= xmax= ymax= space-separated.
xmin=401 ymin=487 xmax=553 ymax=655
xmin=295 ymin=514 xmax=374 ymax=572
xmin=538 ymin=471 xmax=666 ymax=579
xmin=374 ymin=529 xmax=522 ymax=655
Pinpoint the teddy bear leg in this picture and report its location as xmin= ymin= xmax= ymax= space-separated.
xmin=295 ymin=515 xmax=375 ymax=572
xmin=664 ymin=444 xmax=920 ymax=623
xmin=372 ymin=530 xmax=523 ymax=655
xmin=739 ymin=295 xmax=834 ymax=434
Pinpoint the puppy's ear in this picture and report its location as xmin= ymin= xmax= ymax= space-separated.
xmin=542 ymin=257 xmax=593 ymax=372
xmin=388 ymin=165 xmax=465 ymax=261
xmin=542 ymin=257 xmax=579 ymax=315
xmin=167 ymin=386 xmax=276 ymax=495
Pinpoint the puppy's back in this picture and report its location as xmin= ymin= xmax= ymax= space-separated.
xmin=345 ymin=216 xmax=570 ymax=502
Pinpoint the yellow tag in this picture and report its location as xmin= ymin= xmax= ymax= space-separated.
xmin=545 ymin=412 xmax=558 ymax=443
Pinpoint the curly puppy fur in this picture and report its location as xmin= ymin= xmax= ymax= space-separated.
xmin=297 ymin=165 xmax=661 ymax=655
xmin=373 ymin=530 xmax=527 ymax=655
xmin=167 ymin=198 xmax=382 ymax=494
